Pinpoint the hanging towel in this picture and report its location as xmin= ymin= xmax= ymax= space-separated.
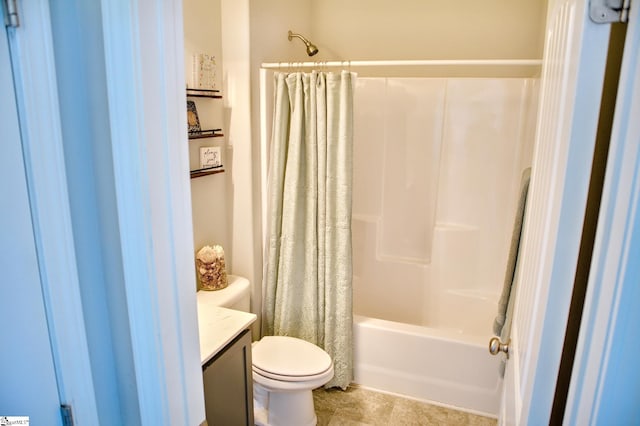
xmin=493 ymin=167 xmax=532 ymax=337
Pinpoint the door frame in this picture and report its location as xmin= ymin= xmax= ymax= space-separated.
xmin=564 ymin=2 xmax=640 ymax=421
xmin=508 ymin=0 xmax=640 ymax=423
xmin=502 ymin=1 xmax=613 ymax=424
xmin=5 ymin=0 xmax=204 ymax=423
xmin=5 ymin=0 xmax=98 ymax=422
xmin=98 ymin=0 xmax=205 ymax=422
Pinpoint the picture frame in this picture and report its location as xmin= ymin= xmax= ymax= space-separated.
xmin=200 ymin=146 xmax=222 ymax=169
xmin=187 ymin=100 xmax=201 ymax=134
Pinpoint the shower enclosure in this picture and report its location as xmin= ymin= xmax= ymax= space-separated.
xmin=260 ymin=64 xmax=540 ymax=416
xmin=351 ymin=75 xmax=538 ymax=415
xmin=352 ymin=76 xmax=538 ymax=331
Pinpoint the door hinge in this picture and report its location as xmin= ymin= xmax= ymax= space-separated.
xmin=590 ymin=0 xmax=631 ymax=23
xmin=3 ymin=0 xmax=19 ymax=27
xmin=60 ymin=405 xmax=75 ymax=426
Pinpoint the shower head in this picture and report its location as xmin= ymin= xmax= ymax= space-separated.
xmin=288 ymin=30 xmax=319 ymax=57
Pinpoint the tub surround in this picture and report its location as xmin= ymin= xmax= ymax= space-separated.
xmin=352 ymin=77 xmax=538 ymax=328
xmin=346 ymin=76 xmax=537 ymax=416
xmin=197 ymin=294 xmax=256 ymax=364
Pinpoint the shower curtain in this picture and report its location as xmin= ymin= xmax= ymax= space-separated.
xmin=263 ymin=71 xmax=355 ymax=389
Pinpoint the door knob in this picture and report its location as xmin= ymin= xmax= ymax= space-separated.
xmin=489 ymin=337 xmax=510 ymax=359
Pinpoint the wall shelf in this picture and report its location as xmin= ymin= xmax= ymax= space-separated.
xmin=189 ymin=129 xmax=224 ymax=139
xmin=187 ymin=88 xmax=222 ymax=99
xmin=190 ymin=167 xmax=224 ymax=179
xmin=187 ymin=89 xmax=224 ymax=178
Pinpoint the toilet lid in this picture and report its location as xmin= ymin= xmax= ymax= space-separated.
xmin=252 ymin=336 xmax=332 ymax=378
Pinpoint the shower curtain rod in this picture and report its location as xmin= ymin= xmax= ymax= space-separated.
xmin=260 ymin=59 xmax=542 ymax=69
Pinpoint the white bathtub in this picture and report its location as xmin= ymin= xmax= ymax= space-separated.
xmin=351 ymin=221 xmax=505 ymax=416
xmin=353 ymin=311 xmax=503 ymax=417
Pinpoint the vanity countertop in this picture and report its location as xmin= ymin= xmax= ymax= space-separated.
xmin=197 ymin=294 xmax=256 ymax=365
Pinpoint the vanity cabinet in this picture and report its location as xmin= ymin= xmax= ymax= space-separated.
xmin=202 ymin=329 xmax=254 ymax=425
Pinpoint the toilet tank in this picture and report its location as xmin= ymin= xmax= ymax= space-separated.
xmin=197 ymin=275 xmax=251 ymax=312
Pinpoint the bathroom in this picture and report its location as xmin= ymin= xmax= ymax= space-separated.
xmin=5 ymin=0 xmax=639 ymax=424
xmin=185 ymin=0 xmax=545 ymax=423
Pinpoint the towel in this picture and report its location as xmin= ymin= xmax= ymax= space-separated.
xmin=493 ymin=167 xmax=531 ymax=336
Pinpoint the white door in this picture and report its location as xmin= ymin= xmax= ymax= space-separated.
xmin=0 ymin=19 xmax=62 ymax=425
xmin=563 ymin=1 xmax=640 ymax=421
xmin=500 ymin=1 xmax=614 ymax=424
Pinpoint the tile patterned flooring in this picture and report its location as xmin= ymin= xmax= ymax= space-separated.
xmin=313 ymin=386 xmax=497 ymax=426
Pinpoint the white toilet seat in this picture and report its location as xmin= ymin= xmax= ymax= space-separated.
xmin=252 ymin=336 xmax=333 ymax=379
xmin=253 ymin=364 xmax=334 ymax=391
xmin=253 ymin=363 xmax=333 ymax=382
xmin=251 ymin=335 xmax=334 ymax=391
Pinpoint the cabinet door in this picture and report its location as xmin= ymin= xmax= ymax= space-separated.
xmin=203 ymin=330 xmax=254 ymax=425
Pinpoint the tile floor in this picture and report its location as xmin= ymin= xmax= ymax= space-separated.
xmin=313 ymin=386 xmax=497 ymax=426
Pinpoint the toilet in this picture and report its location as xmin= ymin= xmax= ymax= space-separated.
xmin=204 ymin=275 xmax=334 ymax=426
xmin=252 ymin=336 xmax=333 ymax=426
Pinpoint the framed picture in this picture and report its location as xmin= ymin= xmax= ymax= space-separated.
xmin=187 ymin=100 xmax=201 ymax=134
xmin=200 ymin=146 xmax=222 ymax=169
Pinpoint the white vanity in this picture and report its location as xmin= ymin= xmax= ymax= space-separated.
xmin=197 ymin=293 xmax=256 ymax=425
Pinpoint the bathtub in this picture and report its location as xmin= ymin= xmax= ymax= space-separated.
xmin=351 ymin=220 xmax=505 ymax=416
xmin=352 ymin=311 xmax=502 ymax=416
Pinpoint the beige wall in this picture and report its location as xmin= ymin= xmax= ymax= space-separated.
xmin=183 ymin=0 xmax=231 ymax=272
xmin=245 ymin=0 xmax=314 ymax=332
xmin=309 ymin=0 xmax=546 ymax=61
xmin=182 ymin=0 xmax=547 ymax=317
xmin=250 ymin=0 xmax=313 ymax=64
xmin=220 ymin=0 xmax=258 ymax=299
xmin=248 ymin=0 xmax=547 ymax=64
